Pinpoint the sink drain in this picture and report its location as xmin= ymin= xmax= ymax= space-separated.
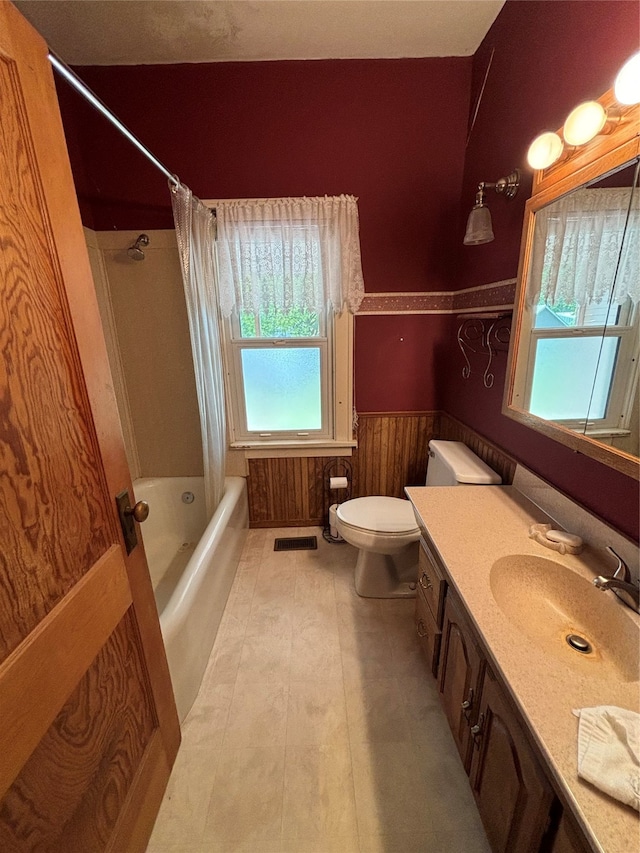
xmin=566 ymin=634 xmax=592 ymax=654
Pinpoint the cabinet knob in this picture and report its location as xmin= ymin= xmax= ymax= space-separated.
xmin=416 ymin=619 xmax=428 ymax=638
xmin=461 ymin=688 xmax=474 ymax=715
xmin=419 ymin=571 xmax=432 ymax=590
xmin=471 ymin=713 xmax=485 ymax=747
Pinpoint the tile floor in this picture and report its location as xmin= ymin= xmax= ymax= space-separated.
xmin=147 ymin=528 xmax=491 ymax=853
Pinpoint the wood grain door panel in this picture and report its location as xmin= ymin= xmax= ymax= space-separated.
xmin=469 ymin=667 xmax=554 ymax=853
xmin=0 ymin=609 xmax=157 ymax=852
xmin=0 ymin=3 xmax=180 ymax=849
xmin=438 ymin=592 xmax=484 ymax=770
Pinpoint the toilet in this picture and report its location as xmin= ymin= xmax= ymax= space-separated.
xmin=336 ymin=439 xmax=502 ymax=598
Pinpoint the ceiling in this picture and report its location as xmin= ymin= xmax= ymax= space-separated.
xmin=15 ymin=0 xmax=506 ymax=66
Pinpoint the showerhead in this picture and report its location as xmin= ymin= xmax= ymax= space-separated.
xmin=127 ymin=233 xmax=149 ymax=261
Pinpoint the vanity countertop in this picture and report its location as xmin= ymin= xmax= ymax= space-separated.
xmin=405 ymin=484 xmax=640 ymax=853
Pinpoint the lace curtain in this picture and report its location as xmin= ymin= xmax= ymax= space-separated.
xmin=171 ymin=182 xmax=226 ymax=517
xmin=215 ymin=195 xmax=365 ymax=317
xmin=530 ymin=186 xmax=640 ymax=308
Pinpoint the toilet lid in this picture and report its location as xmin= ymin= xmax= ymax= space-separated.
xmin=337 ymin=497 xmax=419 ymax=534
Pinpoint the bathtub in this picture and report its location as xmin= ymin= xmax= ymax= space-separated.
xmin=133 ymin=476 xmax=248 ymax=721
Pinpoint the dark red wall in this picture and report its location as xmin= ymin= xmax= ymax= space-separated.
xmin=443 ymin=0 xmax=639 ymax=540
xmin=457 ymin=0 xmax=640 ymax=287
xmin=354 ymin=314 xmax=450 ymax=412
xmin=57 ymin=58 xmax=471 ymax=294
xmin=56 ymin=2 xmax=639 ymax=540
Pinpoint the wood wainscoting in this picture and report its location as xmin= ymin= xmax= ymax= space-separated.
xmin=247 ymin=412 xmax=439 ymax=527
xmin=246 ymin=412 xmax=517 ymax=527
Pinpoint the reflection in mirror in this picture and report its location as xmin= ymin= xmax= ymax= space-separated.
xmin=517 ymin=159 xmax=639 ymax=457
xmin=588 ymin=162 xmax=639 ymax=455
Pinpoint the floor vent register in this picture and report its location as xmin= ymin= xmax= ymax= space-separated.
xmin=273 ymin=536 xmax=318 ymax=551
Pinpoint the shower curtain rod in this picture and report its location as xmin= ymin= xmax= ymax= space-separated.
xmin=48 ymin=52 xmax=179 ymax=188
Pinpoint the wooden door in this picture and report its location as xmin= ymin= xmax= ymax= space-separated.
xmin=438 ymin=592 xmax=484 ymax=770
xmin=0 ymin=3 xmax=180 ymax=850
xmin=469 ymin=667 xmax=554 ymax=853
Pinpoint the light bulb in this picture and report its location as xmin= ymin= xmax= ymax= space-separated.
xmin=563 ymin=101 xmax=607 ymax=146
xmin=614 ymin=51 xmax=640 ymax=105
xmin=527 ymin=132 xmax=563 ymax=170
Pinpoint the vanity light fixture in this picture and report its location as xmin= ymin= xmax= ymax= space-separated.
xmin=614 ymin=50 xmax=640 ymax=105
xmin=527 ymin=50 xmax=640 ymax=173
xmin=563 ymin=100 xmax=608 ymax=146
xmin=527 ymin=132 xmax=564 ymax=170
xmin=463 ymin=170 xmax=520 ymax=246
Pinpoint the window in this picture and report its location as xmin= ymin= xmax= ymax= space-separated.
xmin=526 ymin=297 xmax=638 ymax=433
xmin=212 ymin=197 xmax=363 ymax=451
xmin=521 ymin=183 xmax=639 ymax=436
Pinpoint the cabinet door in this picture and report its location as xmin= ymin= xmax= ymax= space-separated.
xmin=417 ymin=537 xmax=446 ymax=626
xmin=415 ymin=588 xmax=441 ymax=677
xmin=469 ymin=667 xmax=554 ymax=853
xmin=549 ymin=811 xmax=592 ymax=853
xmin=438 ymin=593 xmax=484 ymax=769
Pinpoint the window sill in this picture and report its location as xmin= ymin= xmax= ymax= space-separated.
xmin=584 ymin=428 xmax=632 ymax=439
xmin=230 ymin=439 xmax=357 ymax=458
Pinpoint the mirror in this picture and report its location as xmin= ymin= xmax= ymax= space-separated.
xmin=504 ymin=90 xmax=640 ymax=479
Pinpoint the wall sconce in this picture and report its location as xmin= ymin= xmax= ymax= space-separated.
xmin=527 ymin=50 xmax=640 ymax=170
xmin=463 ymin=170 xmax=520 ymax=246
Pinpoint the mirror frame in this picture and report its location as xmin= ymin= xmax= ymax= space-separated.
xmin=503 ymin=87 xmax=640 ymax=480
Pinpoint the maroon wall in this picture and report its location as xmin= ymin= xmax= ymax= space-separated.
xmin=56 ymin=4 xmax=639 ymax=540
xmin=354 ymin=314 xmax=450 ymax=413
xmin=443 ymin=0 xmax=639 ymax=540
xmin=57 ymin=57 xmax=466 ymax=464
xmin=57 ymin=58 xmax=471 ymax=294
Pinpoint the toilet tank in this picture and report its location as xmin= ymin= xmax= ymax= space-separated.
xmin=426 ymin=440 xmax=502 ymax=486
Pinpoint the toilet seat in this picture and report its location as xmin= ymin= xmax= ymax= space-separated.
xmin=336 ymin=497 xmax=419 ymax=535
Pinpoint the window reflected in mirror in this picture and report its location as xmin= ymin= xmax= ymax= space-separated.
xmin=514 ymin=159 xmax=639 ymax=455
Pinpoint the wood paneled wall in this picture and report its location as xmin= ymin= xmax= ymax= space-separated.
xmin=247 ymin=413 xmax=439 ymax=527
xmin=247 ymin=412 xmax=516 ymax=528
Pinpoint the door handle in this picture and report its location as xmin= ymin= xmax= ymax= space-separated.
xmin=125 ymin=500 xmax=150 ymax=523
xmin=116 ymin=491 xmax=149 ymax=554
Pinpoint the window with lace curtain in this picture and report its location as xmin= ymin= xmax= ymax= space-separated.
xmin=524 ymin=181 xmax=639 ymax=434
xmin=211 ymin=196 xmax=364 ymax=450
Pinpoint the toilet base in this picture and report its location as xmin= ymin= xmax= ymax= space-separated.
xmin=354 ymin=541 xmax=419 ymax=598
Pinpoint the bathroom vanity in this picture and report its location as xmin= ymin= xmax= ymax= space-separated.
xmin=405 ymin=485 xmax=640 ymax=853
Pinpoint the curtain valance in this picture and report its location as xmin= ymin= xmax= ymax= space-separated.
xmin=531 ymin=186 xmax=639 ymax=309
xmin=215 ymin=195 xmax=365 ymax=317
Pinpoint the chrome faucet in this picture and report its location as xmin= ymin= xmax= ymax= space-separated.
xmin=593 ymin=547 xmax=640 ymax=611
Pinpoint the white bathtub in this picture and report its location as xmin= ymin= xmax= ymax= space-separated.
xmin=133 ymin=476 xmax=248 ymax=721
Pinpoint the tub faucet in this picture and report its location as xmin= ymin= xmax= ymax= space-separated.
xmin=593 ymin=547 xmax=640 ymax=612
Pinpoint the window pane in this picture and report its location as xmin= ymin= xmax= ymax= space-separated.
xmin=529 ymin=336 xmax=620 ymax=421
xmin=241 ymin=347 xmax=322 ymax=431
xmin=239 ymin=306 xmax=321 ymax=339
xmin=534 ymin=299 xmax=622 ymax=329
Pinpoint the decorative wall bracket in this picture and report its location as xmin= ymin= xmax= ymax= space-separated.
xmin=457 ymin=312 xmax=512 ymax=389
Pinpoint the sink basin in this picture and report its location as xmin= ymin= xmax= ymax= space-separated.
xmin=490 ymin=555 xmax=639 ymax=682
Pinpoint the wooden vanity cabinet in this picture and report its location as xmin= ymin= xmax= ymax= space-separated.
xmin=412 ymin=531 xmax=597 ymax=853
xmin=547 ymin=811 xmax=594 ymax=853
xmin=438 ymin=592 xmax=485 ymax=770
xmin=415 ymin=590 xmax=441 ymax=676
xmin=414 ymin=536 xmax=447 ymax=676
xmin=417 ymin=536 xmax=446 ymax=623
xmin=468 ymin=665 xmax=555 ymax=853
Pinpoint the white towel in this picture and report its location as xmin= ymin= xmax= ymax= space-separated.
xmin=573 ymin=706 xmax=640 ymax=812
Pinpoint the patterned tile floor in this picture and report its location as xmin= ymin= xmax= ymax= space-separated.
xmin=146 ymin=528 xmax=491 ymax=853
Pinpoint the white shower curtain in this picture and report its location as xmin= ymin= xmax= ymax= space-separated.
xmin=171 ymin=181 xmax=226 ymax=517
